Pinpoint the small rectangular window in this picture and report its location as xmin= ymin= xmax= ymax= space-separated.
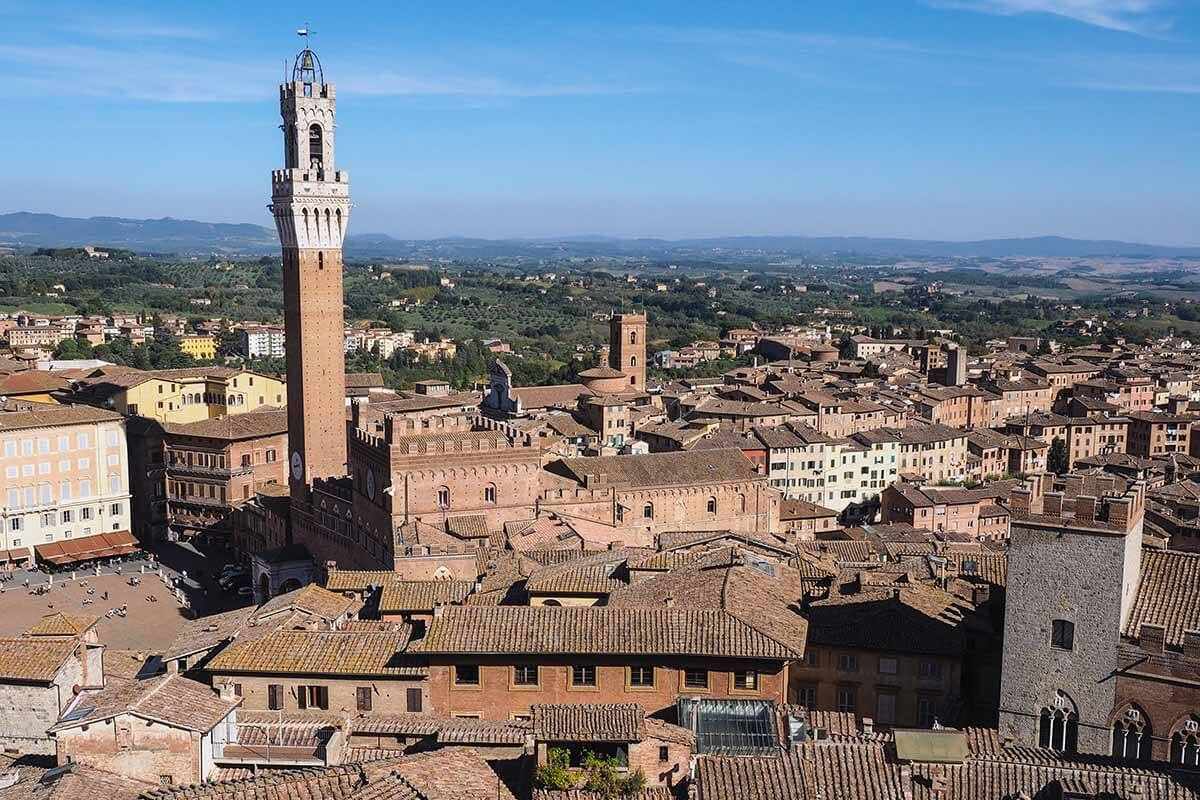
xmin=1051 ymin=619 xmax=1075 ymax=651
xmin=454 ymin=664 xmax=480 ymax=686
xmin=837 ymin=653 xmax=859 ymax=672
xmin=268 ymin=684 xmax=283 ymax=710
xmin=629 ymin=666 xmax=654 ymax=688
xmin=513 ymin=665 xmax=539 ymax=686
xmin=571 ymin=665 xmax=596 ymax=687
xmin=407 ymin=688 xmax=423 ymax=713
xmin=684 ymin=669 xmax=709 ymax=689
xmin=356 ymin=686 xmax=372 ymax=712
xmin=733 ymin=670 xmax=758 ymax=691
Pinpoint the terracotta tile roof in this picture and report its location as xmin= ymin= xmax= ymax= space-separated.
xmin=552 ymin=448 xmax=761 ymax=489
xmin=445 ymin=513 xmax=490 ymax=540
xmin=0 ymin=403 xmax=121 ymax=432
xmin=52 ymin=674 xmax=237 ymax=733
xmin=160 ymin=409 xmax=287 ymax=440
xmin=0 ymin=370 xmax=70 ymax=395
xmin=512 ymin=383 xmax=588 ymax=409
xmin=524 ymin=548 xmax=648 ymax=596
xmin=207 ymin=629 xmax=424 ymax=677
xmin=608 ymin=550 xmax=809 ymax=658
xmin=0 ymin=636 xmax=78 ymax=682
xmin=693 ymin=752 xmax=813 ymax=800
xmin=351 ymin=714 xmax=530 ymax=745
xmin=255 ymin=583 xmax=357 ymax=622
xmin=532 ymin=703 xmax=645 ymax=742
xmin=379 ymin=580 xmax=475 ymax=613
xmin=0 ymin=756 xmax=153 ymax=800
xmin=25 ymin=612 xmax=98 ymax=637
xmin=505 ymin=516 xmax=585 ymax=552
xmin=417 ymin=606 xmax=803 ymax=660
xmin=325 ymin=570 xmax=399 ymax=592
xmin=1124 ymin=549 xmax=1200 ymax=649
xmin=162 ymin=606 xmax=257 ymax=662
xmin=798 ymin=539 xmax=876 ymax=563
xmin=144 ymin=748 xmax=517 ymax=800
xmin=805 ymin=586 xmax=968 ymax=657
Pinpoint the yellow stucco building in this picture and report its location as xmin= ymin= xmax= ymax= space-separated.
xmin=179 ymin=335 xmax=217 ymax=361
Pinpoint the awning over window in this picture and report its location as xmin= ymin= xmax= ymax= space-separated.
xmin=35 ymin=531 xmax=141 ymax=566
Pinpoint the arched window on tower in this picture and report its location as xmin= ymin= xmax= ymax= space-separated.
xmin=707 ymin=496 xmax=717 ymax=514
xmin=437 ymin=486 xmax=450 ymax=509
xmin=643 ymin=502 xmax=654 ymax=520
xmin=1171 ymin=715 xmax=1200 ymax=766
xmin=1039 ymin=691 xmax=1079 ymax=753
xmin=484 ymin=483 xmax=497 ymax=504
xmin=630 ymin=330 xmax=637 ymax=345
xmin=308 ymin=124 xmax=323 ymax=169
xmin=630 ymin=356 xmax=638 ymax=368
xmin=1111 ymin=706 xmax=1152 ymax=761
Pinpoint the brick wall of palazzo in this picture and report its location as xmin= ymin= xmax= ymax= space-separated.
xmin=283 ymin=246 xmax=348 ymax=501
xmin=426 ymin=657 xmax=787 ymax=721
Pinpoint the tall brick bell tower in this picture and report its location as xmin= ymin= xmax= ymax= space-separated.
xmin=270 ymin=44 xmax=350 ymax=502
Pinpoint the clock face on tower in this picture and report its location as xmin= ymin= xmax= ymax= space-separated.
xmin=366 ymin=468 xmax=376 ymax=500
xmin=291 ymin=451 xmax=304 ymax=481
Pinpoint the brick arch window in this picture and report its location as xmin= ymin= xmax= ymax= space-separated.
xmin=737 ymin=493 xmax=747 ymax=514
xmin=1039 ymin=691 xmax=1079 ymax=753
xmin=706 ymin=496 xmax=717 ymax=515
xmin=1111 ymin=705 xmax=1152 ymax=761
xmin=1171 ymin=715 xmax=1200 ymax=766
xmin=643 ymin=502 xmax=654 ymax=520
xmin=630 ymin=330 xmax=637 ymax=345
xmin=484 ymin=483 xmax=497 ymax=504
xmin=437 ymin=486 xmax=450 ymax=509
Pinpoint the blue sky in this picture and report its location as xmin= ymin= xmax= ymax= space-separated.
xmin=3 ymin=0 xmax=1199 ymax=244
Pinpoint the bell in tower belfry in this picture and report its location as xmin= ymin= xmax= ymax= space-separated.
xmin=269 ymin=35 xmax=351 ymax=501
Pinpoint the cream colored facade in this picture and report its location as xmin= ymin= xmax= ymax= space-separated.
xmin=111 ymin=370 xmax=286 ymax=424
xmin=0 ymin=407 xmax=132 ymax=564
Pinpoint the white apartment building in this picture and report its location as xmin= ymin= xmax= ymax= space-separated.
xmin=0 ymin=405 xmax=132 ymax=568
xmin=755 ymin=423 xmax=900 ymax=512
xmin=239 ymin=326 xmax=286 ymax=359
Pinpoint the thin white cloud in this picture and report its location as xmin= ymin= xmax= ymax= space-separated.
xmin=0 ymin=41 xmax=647 ymax=104
xmin=927 ymin=0 xmax=1173 ymax=35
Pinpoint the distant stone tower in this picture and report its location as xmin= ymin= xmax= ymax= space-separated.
xmin=998 ymin=479 xmax=1146 ymax=755
xmin=608 ymin=313 xmax=647 ymax=389
xmin=270 ymin=45 xmax=350 ymax=500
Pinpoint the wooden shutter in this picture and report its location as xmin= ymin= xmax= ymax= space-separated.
xmin=407 ymin=688 xmax=422 ymax=713
xmin=357 ymin=687 xmax=372 ymax=712
xmin=268 ymin=684 xmax=282 ymax=710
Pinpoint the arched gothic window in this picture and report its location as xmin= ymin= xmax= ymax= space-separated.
xmin=707 ymin=496 xmax=717 ymax=514
xmin=643 ymin=502 xmax=654 ymax=520
xmin=484 ymin=483 xmax=497 ymax=504
xmin=437 ymin=486 xmax=450 ymax=509
xmin=1039 ymin=692 xmax=1079 ymax=753
xmin=1171 ymin=716 xmax=1200 ymax=766
xmin=1111 ymin=706 xmax=1152 ymax=761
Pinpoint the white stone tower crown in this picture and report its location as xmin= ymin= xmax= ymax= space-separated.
xmin=270 ymin=47 xmax=351 ymax=250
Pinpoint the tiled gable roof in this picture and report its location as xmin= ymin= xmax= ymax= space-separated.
xmin=553 ymin=448 xmax=761 ymax=489
xmin=25 ymin=612 xmax=98 ymax=637
xmin=1124 ymin=549 xmax=1200 ymax=649
xmin=206 ymin=629 xmax=423 ymax=677
xmin=532 ymin=703 xmax=645 ymax=742
xmin=0 ymin=636 xmax=78 ymax=682
xmin=379 ymin=580 xmax=475 ymax=613
xmin=255 ymin=583 xmax=356 ymax=622
xmin=416 ymin=606 xmax=802 ymax=660
xmin=52 ymin=674 xmax=237 ymax=733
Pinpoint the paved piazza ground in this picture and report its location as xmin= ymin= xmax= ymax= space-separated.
xmin=0 ymin=571 xmax=189 ymax=651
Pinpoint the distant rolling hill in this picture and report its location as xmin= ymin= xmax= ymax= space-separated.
xmin=1 ymin=212 xmax=1198 ymax=260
